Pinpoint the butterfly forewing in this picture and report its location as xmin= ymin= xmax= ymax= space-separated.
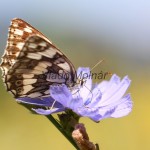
xmin=1 ymin=18 xmax=51 ymax=77
xmin=1 ymin=18 xmax=76 ymax=98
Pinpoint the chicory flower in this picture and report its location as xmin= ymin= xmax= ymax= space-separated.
xmin=17 ymin=68 xmax=132 ymax=122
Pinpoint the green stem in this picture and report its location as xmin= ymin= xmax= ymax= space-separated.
xmin=46 ymin=115 xmax=79 ymax=150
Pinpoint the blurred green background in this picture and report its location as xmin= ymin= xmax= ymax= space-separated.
xmin=0 ymin=0 xmax=150 ymax=150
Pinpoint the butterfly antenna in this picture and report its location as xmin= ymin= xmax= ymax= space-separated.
xmin=90 ymin=59 xmax=104 ymax=72
xmin=81 ymin=59 xmax=104 ymax=103
xmin=74 ymin=59 xmax=104 ymax=103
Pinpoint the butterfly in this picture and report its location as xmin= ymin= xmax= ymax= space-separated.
xmin=0 ymin=18 xmax=77 ymax=98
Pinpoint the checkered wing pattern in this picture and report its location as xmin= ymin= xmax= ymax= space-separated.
xmin=0 ymin=18 xmax=76 ymax=98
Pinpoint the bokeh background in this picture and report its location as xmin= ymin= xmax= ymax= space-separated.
xmin=0 ymin=0 xmax=150 ymax=150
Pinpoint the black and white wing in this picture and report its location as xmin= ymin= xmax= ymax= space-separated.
xmin=0 ymin=18 xmax=76 ymax=98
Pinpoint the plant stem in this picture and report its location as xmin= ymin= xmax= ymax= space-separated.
xmin=46 ymin=115 xmax=80 ymax=150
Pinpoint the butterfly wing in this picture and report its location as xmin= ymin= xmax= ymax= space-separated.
xmin=1 ymin=18 xmax=50 ymax=78
xmin=1 ymin=19 xmax=76 ymax=98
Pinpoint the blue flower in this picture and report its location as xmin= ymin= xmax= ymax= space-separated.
xmin=17 ymin=67 xmax=132 ymax=122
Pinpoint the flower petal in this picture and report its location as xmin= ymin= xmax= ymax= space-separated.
xmin=98 ymin=75 xmax=131 ymax=106
xmin=50 ymin=84 xmax=84 ymax=110
xmin=32 ymin=107 xmax=65 ymax=115
xmin=50 ymin=84 xmax=73 ymax=107
xmin=68 ymin=96 xmax=84 ymax=111
xmin=97 ymin=108 xmax=116 ymax=120
xmin=76 ymin=107 xmax=100 ymax=121
xmin=76 ymin=67 xmax=92 ymax=102
xmin=86 ymin=86 xmax=102 ymax=107
xmin=17 ymin=97 xmax=62 ymax=107
xmin=110 ymin=94 xmax=133 ymax=118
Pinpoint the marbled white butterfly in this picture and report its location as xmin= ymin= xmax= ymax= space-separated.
xmin=0 ymin=18 xmax=77 ymax=98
